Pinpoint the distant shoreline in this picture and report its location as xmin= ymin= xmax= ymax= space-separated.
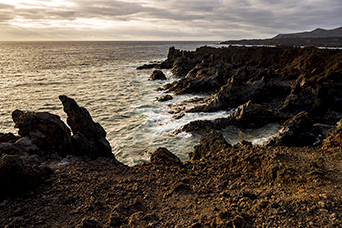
xmin=220 ymin=37 xmax=342 ymax=47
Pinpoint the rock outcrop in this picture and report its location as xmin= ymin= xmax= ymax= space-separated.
xmin=177 ymin=100 xmax=282 ymax=133
xmin=156 ymin=94 xmax=173 ymax=102
xmin=150 ymin=147 xmax=182 ymax=166
xmin=59 ymin=95 xmax=114 ymax=160
xmin=190 ymin=130 xmax=231 ymax=161
xmin=264 ymin=111 xmax=318 ymax=147
xmin=12 ymin=110 xmax=72 ymax=155
xmin=149 ymin=70 xmax=167 ymax=80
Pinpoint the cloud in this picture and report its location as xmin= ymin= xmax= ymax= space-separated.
xmin=0 ymin=0 xmax=341 ymax=41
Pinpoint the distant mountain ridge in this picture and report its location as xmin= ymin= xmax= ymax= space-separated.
xmin=220 ymin=26 xmax=342 ymax=47
xmin=274 ymin=26 xmax=342 ymax=39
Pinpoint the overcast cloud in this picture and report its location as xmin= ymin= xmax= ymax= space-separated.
xmin=0 ymin=0 xmax=341 ymax=41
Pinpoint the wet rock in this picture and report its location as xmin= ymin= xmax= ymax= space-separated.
xmin=59 ymin=95 xmax=115 ymax=160
xmin=12 ymin=110 xmax=72 ymax=154
xmin=150 ymin=147 xmax=182 ymax=166
xmin=178 ymin=100 xmax=281 ymax=133
xmin=172 ymin=112 xmax=185 ymax=120
xmin=136 ymin=63 xmax=159 ymax=70
xmin=156 ymin=94 xmax=173 ymax=102
xmin=0 ymin=154 xmax=42 ymax=199
xmin=149 ymin=70 xmax=167 ymax=80
xmin=190 ymin=130 xmax=231 ymax=161
xmin=264 ymin=111 xmax=318 ymax=147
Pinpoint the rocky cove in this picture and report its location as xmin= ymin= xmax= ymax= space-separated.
xmin=1 ymin=45 xmax=342 ymax=227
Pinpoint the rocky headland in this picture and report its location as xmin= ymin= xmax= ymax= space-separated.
xmin=221 ymin=26 xmax=342 ymax=47
xmin=1 ymin=45 xmax=342 ymax=227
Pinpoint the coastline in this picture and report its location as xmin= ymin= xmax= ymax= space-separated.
xmin=1 ymin=45 xmax=342 ymax=227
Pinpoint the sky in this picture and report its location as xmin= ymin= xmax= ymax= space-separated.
xmin=0 ymin=0 xmax=341 ymax=41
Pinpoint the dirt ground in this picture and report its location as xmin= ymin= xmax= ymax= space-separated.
xmin=1 ymin=145 xmax=342 ymax=227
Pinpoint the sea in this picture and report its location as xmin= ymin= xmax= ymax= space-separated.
xmin=0 ymin=41 xmax=280 ymax=166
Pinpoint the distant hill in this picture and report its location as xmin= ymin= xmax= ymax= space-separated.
xmin=274 ymin=26 xmax=342 ymax=39
xmin=221 ymin=26 xmax=342 ymax=47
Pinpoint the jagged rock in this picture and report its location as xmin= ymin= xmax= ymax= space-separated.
xmin=156 ymin=94 xmax=173 ymax=102
xmin=0 ymin=154 xmax=42 ymax=199
xmin=0 ymin=133 xmax=20 ymax=143
xmin=0 ymin=143 xmax=24 ymax=156
xmin=177 ymin=101 xmax=280 ymax=133
xmin=59 ymin=95 xmax=115 ymax=160
xmin=14 ymin=137 xmax=41 ymax=155
xmin=190 ymin=130 xmax=231 ymax=161
xmin=136 ymin=63 xmax=159 ymax=70
xmin=149 ymin=70 xmax=167 ymax=80
xmin=264 ymin=111 xmax=318 ymax=147
xmin=12 ymin=110 xmax=72 ymax=154
xmin=281 ymin=76 xmax=325 ymax=115
xmin=172 ymin=112 xmax=185 ymax=120
xmin=150 ymin=147 xmax=182 ymax=166
xmin=189 ymin=74 xmax=267 ymax=112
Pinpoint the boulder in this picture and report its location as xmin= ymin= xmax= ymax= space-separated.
xmin=12 ymin=110 xmax=72 ymax=154
xmin=264 ymin=111 xmax=318 ymax=147
xmin=149 ymin=70 xmax=167 ymax=80
xmin=150 ymin=147 xmax=182 ymax=166
xmin=0 ymin=154 xmax=42 ymax=199
xmin=156 ymin=94 xmax=173 ymax=102
xmin=59 ymin=95 xmax=115 ymax=160
xmin=190 ymin=130 xmax=231 ymax=161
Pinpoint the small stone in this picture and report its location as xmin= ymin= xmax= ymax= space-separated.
xmin=318 ymin=201 xmax=328 ymax=209
xmin=258 ymin=200 xmax=269 ymax=208
xmin=109 ymin=212 xmax=121 ymax=226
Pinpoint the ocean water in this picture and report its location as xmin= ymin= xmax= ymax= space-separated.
xmin=0 ymin=41 xmax=279 ymax=166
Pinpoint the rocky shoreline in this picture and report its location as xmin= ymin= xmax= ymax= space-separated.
xmin=1 ymin=45 xmax=342 ymax=227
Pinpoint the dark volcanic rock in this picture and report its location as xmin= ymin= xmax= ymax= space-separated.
xmin=178 ymin=100 xmax=281 ymax=133
xmin=0 ymin=154 xmax=42 ymax=199
xmin=149 ymin=70 xmax=167 ymax=80
xmin=189 ymin=74 xmax=267 ymax=112
xmin=59 ymin=95 xmax=115 ymax=160
xmin=12 ymin=109 xmax=72 ymax=154
xmin=156 ymin=94 xmax=173 ymax=102
xmin=264 ymin=111 xmax=318 ymax=147
xmin=150 ymin=147 xmax=182 ymax=166
xmin=0 ymin=133 xmax=20 ymax=143
xmin=190 ymin=130 xmax=231 ymax=161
